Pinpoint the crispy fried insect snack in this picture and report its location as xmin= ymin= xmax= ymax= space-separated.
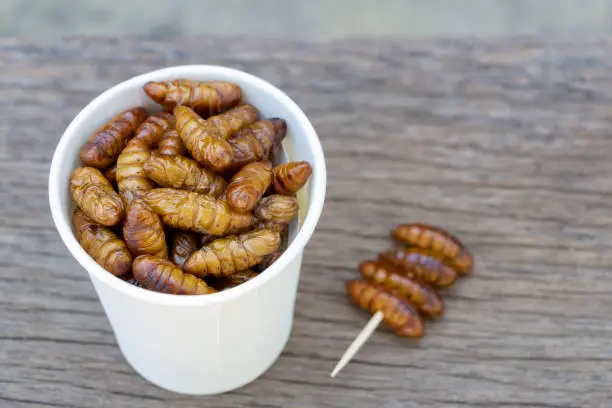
xmin=133 ymin=111 xmax=174 ymax=146
xmin=123 ymin=199 xmax=168 ymax=259
xmin=392 ymin=223 xmax=473 ymax=274
xmin=206 ymin=104 xmax=259 ymax=140
xmin=210 ymin=270 xmax=259 ymax=291
xmin=200 ymin=233 xmax=215 ymax=247
xmin=144 ymin=153 xmax=226 ymax=197
xmin=255 ymin=222 xmax=288 ymax=272
xmin=228 ymin=119 xmax=287 ymax=169
xmin=158 ymin=130 xmax=186 ymax=156
xmin=272 ymin=161 xmax=312 ymax=195
xmin=121 ymin=272 xmax=144 ymax=288
xmin=379 ymin=248 xmax=457 ymax=288
xmin=72 ymin=209 xmax=131 ymax=276
xmin=104 ymin=164 xmax=117 ymax=185
xmin=70 ymin=166 xmax=125 ymax=226
xmin=143 ymin=80 xmax=241 ymax=117
xmin=255 ymin=249 xmax=281 ymax=272
xmin=226 ymin=160 xmax=272 ymax=212
xmin=116 ymin=139 xmax=155 ymax=203
xmin=184 ymin=229 xmax=280 ymax=277
xmin=255 ymin=194 xmax=298 ymax=224
xmin=359 ymin=261 xmax=443 ymax=318
xmin=133 ymin=255 xmax=216 ymax=295
xmin=79 ymin=107 xmax=147 ymax=169
xmin=254 ymin=221 xmax=288 ymax=234
xmin=347 ymin=280 xmax=424 ymax=338
xmin=170 ymin=231 xmax=199 ymax=269
xmin=174 ymin=106 xmax=235 ymax=172
xmin=143 ymin=188 xmax=254 ymax=235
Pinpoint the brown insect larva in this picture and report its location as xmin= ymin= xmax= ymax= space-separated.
xmin=143 ymin=79 xmax=241 ymax=117
xmin=70 ymin=166 xmax=125 ymax=226
xmin=132 ymin=111 xmax=175 ymax=147
xmin=359 ymin=261 xmax=444 ymax=318
xmin=158 ymin=130 xmax=186 ymax=156
xmin=142 ymin=188 xmax=254 ymax=236
xmin=121 ymin=272 xmax=144 ymax=288
xmin=123 ymin=199 xmax=168 ymax=259
xmin=347 ymin=280 xmax=424 ymax=338
xmin=133 ymin=255 xmax=216 ymax=295
xmin=255 ymin=222 xmax=288 ymax=272
xmin=184 ymin=229 xmax=281 ymax=277
xmin=199 ymin=233 xmax=215 ymax=247
xmin=174 ymin=106 xmax=234 ymax=172
xmin=254 ymin=194 xmax=298 ymax=224
xmin=144 ymin=153 xmax=226 ymax=197
xmin=206 ymin=104 xmax=259 ymax=140
xmin=255 ymin=249 xmax=281 ymax=272
xmin=104 ymin=163 xmax=117 ymax=185
xmin=72 ymin=209 xmax=132 ymax=276
xmin=226 ymin=160 xmax=273 ymax=212
xmin=170 ymin=231 xmax=199 ymax=269
xmin=79 ymin=107 xmax=148 ymax=169
xmin=209 ymin=270 xmax=259 ymax=291
xmin=254 ymin=221 xmax=288 ymax=234
xmin=116 ymin=138 xmax=155 ymax=203
xmin=392 ymin=223 xmax=473 ymax=274
xmin=272 ymin=161 xmax=313 ymax=195
xmin=379 ymin=248 xmax=457 ymax=288
xmin=228 ymin=119 xmax=287 ymax=170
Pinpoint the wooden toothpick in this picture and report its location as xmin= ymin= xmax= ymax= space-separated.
xmin=330 ymin=311 xmax=384 ymax=378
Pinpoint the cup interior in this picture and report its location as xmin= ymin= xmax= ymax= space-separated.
xmin=49 ymin=65 xmax=326 ymax=306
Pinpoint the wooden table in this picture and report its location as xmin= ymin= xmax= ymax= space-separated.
xmin=2 ymin=37 xmax=611 ymax=408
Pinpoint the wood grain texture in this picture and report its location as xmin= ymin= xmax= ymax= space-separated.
xmin=1 ymin=37 xmax=612 ymax=407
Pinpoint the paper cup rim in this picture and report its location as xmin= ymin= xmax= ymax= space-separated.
xmin=48 ymin=65 xmax=327 ymax=307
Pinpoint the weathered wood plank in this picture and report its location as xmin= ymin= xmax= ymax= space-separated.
xmin=1 ymin=37 xmax=612 ymax=407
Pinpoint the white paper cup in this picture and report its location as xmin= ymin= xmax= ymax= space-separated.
xmin=48 ymin=66 xmax=326 ymax=395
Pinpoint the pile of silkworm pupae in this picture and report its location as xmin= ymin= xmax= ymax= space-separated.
xmin=69 ymin=79 xmax=312 ymax=295
xmin=347 ymin=223 xmax=473 ymax=338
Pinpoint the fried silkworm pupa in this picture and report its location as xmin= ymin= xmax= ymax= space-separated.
xmin=184 ymin=229 xmax=281 ymax=277
xmin=123 ymin=199 xmax=168 ymax=259
xmin=79 ymin=107 xmax=147 ymax=169
xmin=158 ymin=130 xmax=186 ymax=156
xmin=254 ymin=221 xmax=288 ymax=234
xmin=121 ymin=272 xmax=144 ymax=288
xmin=254 ymin=249 xmax=282 ymax=273
xmin=104 ymin=164 xmax=117 ymax=185
xmin=132 ymin=111 xmax=175 ymax=146
xmin=72 ymin=209 xmax=132 ymax=276
xmin=170 ymin=231 xmax=199 ymax=269
xmin=226 ymin=160 xmax=273 ymax=212
xmin=116 ymin=138 xmax=155 ymax=203
xmin=210 ymin=270 xmax=259 ymax=291
xmin=206 ymin=104 xmax=259 ymax=140
xmin=255 ymin=194 xmax=298 ymax=224
xmin=392 ymin=223 xmax=473 ymax=274
xmin=143 ymin=188 xmax=254 ymax=236
xmin=379 ymin=248 xmax=457 ymax=288
xmin=359 ymin=261 xmax=444 ymax=318
xmin=347 ymin=280 xmax=424 ymax=338
xmin=200 ymin=233 xmax=215 ymax=247
xmin=174 ymin=106 xmax=235 ymax=172
xmin=144 ymin=153 xmax=226 ymax=197
xmin=254 ymin=222 xmax=288 ymax=272
xmin=228 ymin=119 xmax=287 ymax=170
xmin=272 ymin=161 xmax=312 ymax=195
xmin=143 ymin=79 xmax=241 ymax=117
xmin=133 ymin=255 xmax=216 ymax=295
xmin=70 ymin=166 xmax=125 ymax=226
